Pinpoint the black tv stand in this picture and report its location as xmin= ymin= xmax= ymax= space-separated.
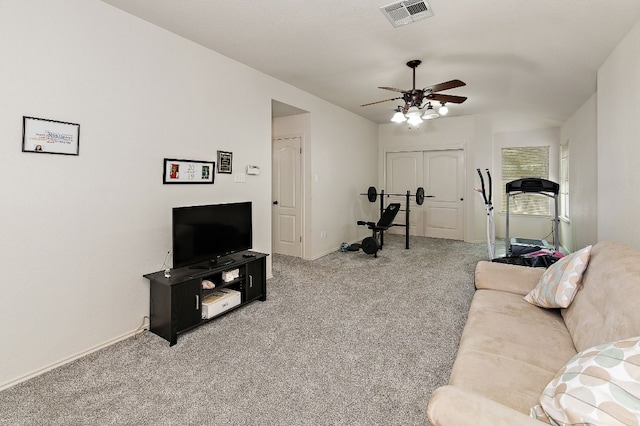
xmin=143 ymin=251 xmax=268 ymax=346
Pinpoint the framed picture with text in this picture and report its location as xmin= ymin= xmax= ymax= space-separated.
xmin=217 ymin=150 xmax=232 ymax=174
xmin=22 ymin=116 xmax=80 ymax=155
xmin=163 ymin=158 xmax=215 ymax=184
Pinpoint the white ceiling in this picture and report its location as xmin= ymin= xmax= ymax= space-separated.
xmin=102 ymin=0 xmax=640 ymax=127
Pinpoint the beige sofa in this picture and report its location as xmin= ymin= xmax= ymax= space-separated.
xmin=427 ymin=241 xmax=640 ymax=425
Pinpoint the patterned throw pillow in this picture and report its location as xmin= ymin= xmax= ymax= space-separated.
xmin=524 ymin=245 xmax=592 ymax=308
xmin=532 ymin=336 xmax=640 ymax=425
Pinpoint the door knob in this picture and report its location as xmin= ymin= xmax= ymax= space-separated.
xmin=460 ymin=198 xmax=464 ymax=201
xmin=273 ymin=201 xmax=278 ymax=205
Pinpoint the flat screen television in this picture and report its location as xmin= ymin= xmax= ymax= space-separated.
xmin=172 ymin=201 xmax=252 ymax=268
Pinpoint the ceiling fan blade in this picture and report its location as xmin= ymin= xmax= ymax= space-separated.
xmin=378 ymin=86 xmax=408 ymax=93
xmin=360 ymin=96 xmax=403 ymax=107
xmin=427 ymin=93 xmax=468 ymax=104
xmin=424 ymin=79 xmax=466 ymax=93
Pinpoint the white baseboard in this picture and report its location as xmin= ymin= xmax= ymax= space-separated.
xmin=0 ymin=328 xmax=144 ymax=392
xmin=305 ymin=237 xmax=366 ymax=261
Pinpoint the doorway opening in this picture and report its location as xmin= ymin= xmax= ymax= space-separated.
xmin=272 ymin=100 xmax=308 ymax=258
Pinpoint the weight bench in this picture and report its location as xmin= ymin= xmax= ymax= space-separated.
xmin=356 ymin=203 xmax=401 ymax=257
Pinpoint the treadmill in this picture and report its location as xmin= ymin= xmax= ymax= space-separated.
xmin=505 ymin=178 xmax=560 ymax=257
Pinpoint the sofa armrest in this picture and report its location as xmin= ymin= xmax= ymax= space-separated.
xmin=427 ymin=386 xmax=543 ymax=426
xmin=475 ymin=261 xmax=545 ymax=295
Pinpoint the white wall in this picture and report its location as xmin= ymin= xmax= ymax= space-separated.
xmin=310 ymin=109 xmax=379 ymax=257
xmin=378 ymin=115 xmax=492 ymax=243
xmin=597 ymin=19 xmax=640 ymax=249
xmin=0 ymin=0 xmax=377 ymax=389
xmin=559 ymin=95 xmax=598 ymax=252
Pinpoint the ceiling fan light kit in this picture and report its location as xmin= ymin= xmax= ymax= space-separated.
xmin=391 ymin=108 xmax=408 ymax=123
xmin=407 ymin=115 xmax=423 ymax=127
xmin=422 ymin=103 xmax=439 ymax=120
xmin=405 ymin=105 xmax=422 ymax=117
xmin=361 ymin=59 xmax=467 ymax=125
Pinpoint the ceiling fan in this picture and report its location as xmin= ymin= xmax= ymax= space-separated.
xmin=361 ymin=60 xmax=467 ymax=119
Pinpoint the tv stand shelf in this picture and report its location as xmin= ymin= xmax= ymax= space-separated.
xmin=143 ymin=251 xmax=268 ymax=346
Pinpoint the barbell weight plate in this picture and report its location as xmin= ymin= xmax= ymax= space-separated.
xmin=361 ymin=236 xmax=378 ymax=254
xmin=367 ymin=186 xmax=377 ymax=203
xmin=416 ymin=187 xmax=425 ymax=205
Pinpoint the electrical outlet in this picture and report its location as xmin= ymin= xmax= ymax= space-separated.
xmin=320 ymin=231 xmax=327 ymax=239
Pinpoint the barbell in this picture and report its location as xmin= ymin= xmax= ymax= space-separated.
xmin=361 ymin=186 xmax=430 ymax=206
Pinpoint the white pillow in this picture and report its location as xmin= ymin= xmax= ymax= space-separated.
xmin=524 ymin=245 xmax=592 ymax=308
xmin=532 ymin=336 xmax=640 ymax=425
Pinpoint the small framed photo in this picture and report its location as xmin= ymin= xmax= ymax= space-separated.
xmin=217 ymin=151 xmax=232 ymax=174
xmin=163 ymin=158 xmax=215 ymax=184
xmin=22 ymin=116 xmax=80 ymax=156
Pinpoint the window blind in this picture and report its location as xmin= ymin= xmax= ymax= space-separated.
xmin=501 ymin=146 xmax=550 ymax=215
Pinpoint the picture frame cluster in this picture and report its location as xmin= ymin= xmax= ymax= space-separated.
xmin=21 ymin=116 xmax=239 ymax=186
xmin=162 ymin=151 xmax=233 ymax=184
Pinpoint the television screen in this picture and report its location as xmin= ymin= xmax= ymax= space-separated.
xmin=172 ymin=202 xmax=252 ymax=268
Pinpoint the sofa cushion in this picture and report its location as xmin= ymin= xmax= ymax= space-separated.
xmin=562 ymin=241 xmax=640 ymax=352
xmin=448 ymin=289 xmax=577 ymax=414
xmin=428 ymin=386 xmax=544 ymax=426
xmin=475 ymin=260 xmax=545 ymax=295
xmin=524 ymin=245 xmax=592 ymax=308
xmin=534 ymin=335 xmax=640 ymax=425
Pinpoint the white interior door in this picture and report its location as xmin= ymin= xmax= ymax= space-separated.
xmin=423 ymin=150 xmax=464 ymax=240
xmin=385 ymin=152 xmax=424 ymax=235
xmin=272 ymin=136 xmax=302 ymax=257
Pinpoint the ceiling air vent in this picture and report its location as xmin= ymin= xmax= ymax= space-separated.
xmin=380 ymin=0 xmax=434 ymax=28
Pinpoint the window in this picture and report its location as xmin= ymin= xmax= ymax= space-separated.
xmin=560 ymin=141 xmax=570 ymax=219
xmin=501 ymin=146 xmax=550 ymax=215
